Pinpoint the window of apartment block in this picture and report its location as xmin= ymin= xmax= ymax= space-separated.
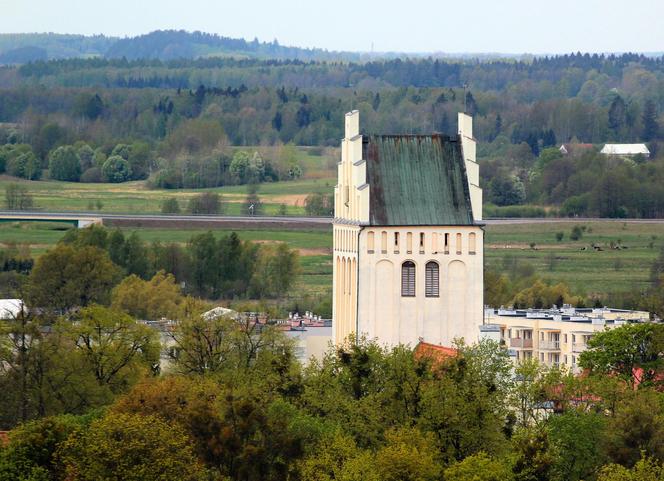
xmin=401 ymin=261 xmax=416 ymax=297
xmin=425 ymin=261 xmax=439 ymax=297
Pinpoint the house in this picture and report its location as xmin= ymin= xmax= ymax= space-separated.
xmin=332 ymin=111 xmax=484 ymax=347
xmin=0 ymin=299 xmax=24 ymax=319
xmin=484 ymin=305 xmax=650 ymax=372
xmin=559 ymin=143 xmax=594 ymax=156
xmin=600 ymin=143 xmax=650 ymax=159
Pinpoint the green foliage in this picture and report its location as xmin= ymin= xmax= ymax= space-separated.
xmin=5 ymin=183 xmax=33 ymax=210
xmin=570 ymin=225 xmax=584 ymax=241
xmin=598 ymin=455 xmax=664 ymax=481
xmin=444 ymin=452 xmax=514 ymax=481
xmin=305 ymin=192 xmax=334 ymax=216
xmin=3 ymin=145 xmax=41 ymax=180
xmin=59 ymin=412 xmax=203 ymax=481
xmin=188 ymin=191 xmax=222 ymax=214
xmin=27 ymin=244 xmax=121 ymax=311
xmin=48 ymin=145 xmax=81 ymax=182
xmin=101 ymin=155 xmax=131 ymax=182
xmin=160 ymin=197 xmax=180 ymax=213
xmin=579 ymin=323 xmax=664 ymax=387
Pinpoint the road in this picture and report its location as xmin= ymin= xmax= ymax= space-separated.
xmin=3 ymin=211 xmax=664 ymax=228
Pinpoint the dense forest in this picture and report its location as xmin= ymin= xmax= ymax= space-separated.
xmin=0 ymin=48 xmax=664 ymax=215
xmin=0 ymin=31 xmax=364 ymax=64
xmin=1 ymin=307 xmax=664 ymax=480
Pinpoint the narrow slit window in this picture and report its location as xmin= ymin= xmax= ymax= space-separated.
xmin=425 ymin=261 xmax=439 ymax=297
xmin=367 ymin=231 xmax=374 ymax=253
xmin=444 ymin=233 xmax=450 ymax=254
xmin=432 ymin=233 xmax=438 ymax=254
xmin=381 ymin=231 xmax=387 ymax=253
xmin=469 ymin=232 xmax=477 ymax=254
xmin=394 ymin=232 xmax=400 ymax=252
xmin=419 ymin=233 xmax=425 ymax=253
xmin=456 ymin=233 xmax=462 ymax=254
xmin=401 ymin=261 xmax=416 ymax=297
xmin=407 ymin=232 xmax=413 ymax=253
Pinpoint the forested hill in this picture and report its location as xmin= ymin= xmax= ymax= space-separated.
xmin=0 ymin=30 xmax=363 ymax=64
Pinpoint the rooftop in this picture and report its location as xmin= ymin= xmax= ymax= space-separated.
xmin=363 ymin=134 xmax=474 ymax=226
xmin=486 ymin=304 xmax=650 ymax=325
xmin=600 ymin=143 xmax=650 ymax=156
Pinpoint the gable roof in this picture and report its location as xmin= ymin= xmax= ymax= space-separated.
xmin=363 ymin=135 xmax=474 ymax=226
xmin=600 ymin=144 xmax=650 ymax=156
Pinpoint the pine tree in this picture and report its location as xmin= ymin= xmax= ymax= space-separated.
xmin=608 ymin=95 xmax=626 ymax=138
xmin=641 ymin=99 xmax=659 ymax=142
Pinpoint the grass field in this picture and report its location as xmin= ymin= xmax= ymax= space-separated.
xmin=0 ymin=176 xmax=336 ymax=216
xmin=0 ymin=145 xmax=337 ymax=216
xmin=2 ymin=220 xmax=663 ymax=300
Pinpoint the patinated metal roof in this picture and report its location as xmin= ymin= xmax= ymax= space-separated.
xmin=363 ymin=135 xmax=474 ymax=226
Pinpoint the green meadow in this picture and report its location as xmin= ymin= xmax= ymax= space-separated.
xmin=2 ymin=220 xmax=663 ymax=299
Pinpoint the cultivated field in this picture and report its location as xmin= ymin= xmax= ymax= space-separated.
xmin=2 ymin=220 xmax=663 ymax=300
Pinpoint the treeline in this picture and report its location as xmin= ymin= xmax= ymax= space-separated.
xmin=484 ymin=147 xmax=664 ymax=218
xmin=1 ymin=225 xmax=300 ymax=307
xmin=1 ymin=316 xmax=664 ymax=480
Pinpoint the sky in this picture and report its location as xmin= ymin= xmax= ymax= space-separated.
xmin=1 ymin=0 xmax=663 ymax=54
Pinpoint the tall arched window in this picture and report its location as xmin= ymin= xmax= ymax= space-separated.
xmin=425 ymin=261 xmax=439 ymax=297
xmin=401 ymin=261 xmax=416 ymax=297
xmin=469 ymin=232 xmax=477 ymax=255
xmin=381 ymin=231 xmax=388 ymax=253
xmin=367 ymin=231 xmax=375 ymax=253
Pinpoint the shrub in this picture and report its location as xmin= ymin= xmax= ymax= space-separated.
xmin=161 ymin=197 xmax=180 ymax=214
xmin=102 ymin=155 xmax=132 ymax=183
xmin=188 ymin=192 xmax=222 ymax=214
xmin=555 ymin=232 xmax=564 ymax=242
xmin=570 ymin=225 xmax=584 ymax=241
xmin=80 ymin=167 xmax=103 ymax=183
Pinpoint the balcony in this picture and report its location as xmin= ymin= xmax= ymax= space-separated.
xmin=539 ymin=340 xmax=560 ymax=350
xmin=572 ymin=342 xmax=588 ymax=353
xmin=510 ymin=338 xmax=533 ymax=349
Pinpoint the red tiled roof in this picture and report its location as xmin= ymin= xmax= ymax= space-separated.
xmin=414 ymin=341 xmax=458 ymax=367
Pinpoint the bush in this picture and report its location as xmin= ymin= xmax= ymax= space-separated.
xmin=102 ymin=155 xmax=132 ymax=183
xmin=484 ymin=204 xmax=547 ymax=218
xmin=555 ymin=232 xmax=564 ymax=242
xmin=570 ymin=225 xmax=584 ymax=241
xmin=188 ymin=192 xmax=222 ymax=214
xmin=161 ymin=197 xmax=180 ymax=214
xmin=80 ymin=166 xmax=103 ymax=183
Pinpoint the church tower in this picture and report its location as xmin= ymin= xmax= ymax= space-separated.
xmin=332 ymin=111 xmax=484 ymax=347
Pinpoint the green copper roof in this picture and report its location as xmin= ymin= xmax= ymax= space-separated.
xmin=363 ymin=135 xmax=474 ymax=226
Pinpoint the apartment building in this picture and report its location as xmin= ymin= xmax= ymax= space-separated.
xmin=483 ymin=305 xmax=650 ymax=371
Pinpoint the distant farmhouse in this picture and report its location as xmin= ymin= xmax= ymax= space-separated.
xmin=600 ymin=143 xmax=650 ymax=159
xmin=332 ymin=111 xmax=483 ymax=347
xmin=559 ymin=143 xmax=594 ymax=156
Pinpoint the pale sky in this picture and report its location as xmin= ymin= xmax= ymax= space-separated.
xmin=1 ymin=0 xmax=663 ymax=54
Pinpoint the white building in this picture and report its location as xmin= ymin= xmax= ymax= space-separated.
xmin=0 ymin=299 xmax=24 ymax=319
xmin=484 ymin=306 xmax=650 ymax=371
xmin=600 ymin=143 xmax=650 ymax=158
xmin=332 ymin=111 xmax=484 ymax=347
